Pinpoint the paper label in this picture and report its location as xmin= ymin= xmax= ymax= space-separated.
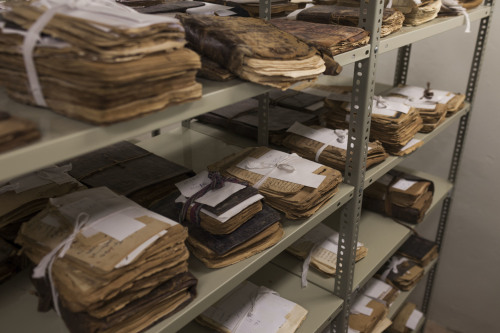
xmin=406 ymin=309 xmax=423 ymax=330
xmin=351 ymin=295 xmax=374 ymax=316
xmin=287 ymin=122 xmax=348 ymax=150
xmin=384 ymin=96 xmax=435 ymax=110
xmin=215 ymin=9 xmax=237 ymax=16
xmin=390 ymin=86 xmax=454 ymax=104
xmin=2 ymin=164 xmax=77 ymax=194
xmin=399 ymin=138 xmax=421 ymax=151
xmin=196 ymin=182 xmax=246 ymax=207
xmin=391 ymin=179 xmax=417 ymax=191
xmin=372 ymin=108 xmax=398 ymax=117
xmin=348 ymin=328 xmax=361 ymax=333
xmin=187 ymin=3 xmax=234 ymax=14
xmin=373 ymin=98 xmax=411 ymax=115
xmin=237 ymin=150 xmax=326 ymax=188
xmin=364 ymin=278 xmax=392 ymax=300
xmin=175 ymin=171 xmax=212 ymax=198
xmin=301 ymin=223 xmax=363 ymax=254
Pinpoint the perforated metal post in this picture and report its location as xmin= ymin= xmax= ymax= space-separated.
xmin=421 ymin=0 xmax=494 ymax=315
xmin=257 ymin=93 xmax=270 ymax=146
xmin=394 ymin=44 xmax=412 ymax=86
xmin=259 ymin=0 xmax=271 ymax=20
xmin=332 ymin=1 xmax=384 ymax=332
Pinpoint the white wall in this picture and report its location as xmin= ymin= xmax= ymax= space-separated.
xmin=373 ymin=11 xmax=500 ymax=333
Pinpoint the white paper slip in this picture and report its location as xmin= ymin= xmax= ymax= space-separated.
xmin=215 ymin=9 xmax=237 ymax=16
xmin=431 ymin=89 xmax=455 ymax=104
xmin=237 ymin=150 xmax=326 ymax=188
xmin=187 ymin=2 xmax=234 ymax=14
xmin=287 ymin=122 xmax=348 ymax=150
xmin=391 ymin=179 xmax=417 ymax=191
xmin=363 ymin=278 xmax=393 ymax=300
xmin=85 ymin=208 xmax=146 ymax=242
xmin=406 ymin=308 xmax=424 ymax=330
xmin=351 ymin=295 xmax=374 ymax=316
xmin=175 ymin=170 xmax=212 ymax=198
xmin=300 ymin=223 xmax=363 ymax=253
xmin=399 ymin=138 xmax=421 ymax=151
xmin=115 ymin=230 xmax=167 ymax=268
xmin=373 ymin=97 xmax=411 ymax=114
xmin=3 ymin=164 xmax=77 ymax=194
xmin=372 ymin=108 xmax=398 ymax=117
xmin=196 ymin=182 xmax=246 ymax=207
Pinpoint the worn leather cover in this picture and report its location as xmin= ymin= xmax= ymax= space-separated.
xmin=64 ymin=141 xmax=193 ymax=207
xmin=0 ymin=111 xmax=40 ymax=153
xmin=268 ymin=89 xmax=326 ymax=112
xmin=377 ymin=258 xmax=424 ymax=291
xmin=270 ymin=18 xmax=369 ymax=56
xmin=397 ymin=234 xmax=438 ymax=266
xmin=197 ymin=55 xmax=236 ymax=82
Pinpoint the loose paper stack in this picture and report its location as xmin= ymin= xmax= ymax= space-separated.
xmin=362 ymin=278 xmax=400 ymax=307
xmin=376 ymin=255 xmax=424 ymax=291
xmin=0 ymin=111 xmax=40 ymax=153
xmin=348 ymin=295 xmax=391 ymax=333
xmin=177 ymin=14 xmax=326 ymax=89
xmin=297 ymin=5 xmax=405 ymax=37
xmin=208 ymin=147 xmax=343 ymax=219
xmin=196 ymin=98 xmax=319 ymax=145
xmin=151 ymin=171 xmax=284 ymax=268
xmin=0 ymin=0 xmax=201 ymax=124
xmin=323 ymin=97 xmax=424 ymax=155
xmin=390 ymin=0 xmax=442 ymax=26
xmin=16 ymin=187 xmax=196 ymax=333
xmin=282 ymin=122 xmax=388 ymax=172
xmin=197 ymin=281 xmax=308 ymax=333
xmin=287 ymin=222 xmax=367 ymax=275
xmin=363 ymin=171 xmax=434 ymax=224
xmin=63 ymin=141 xmax=193 ymax=208
xmin=388 ymin=303 xmax=424 ymax=333
xmin=397 ymin=234 xmax=438 ymax=267
xmin=118 ymin=0 xmax=206 ymax=13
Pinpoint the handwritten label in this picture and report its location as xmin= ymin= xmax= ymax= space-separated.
xmin=406 ymin=308 xmax=423 ymax=330
xmin=373 ymin=98 xmax=411 ymax=114
xmin=364 ymin=278 xmax=393 ymax=300
xmin=287 ymin=122 xmax=348 ymax=150
xmin=399 ymin=138 xmax=421 ymax=152
xmin=391 ymin=179 xmax=417 ymax=191
xmin=351 ymin=295 xmax=374 ymax=316
xmin=175 ymin=171 xmax=212 ymax=198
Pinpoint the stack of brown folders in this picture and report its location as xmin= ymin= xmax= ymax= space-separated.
xmin=287 ymin=223 xmax=367 ymax=275
xmin=297 ymin=5 xmax=405 ymax=37
xmin=150 ymin=171 xmax=283 ymax=268
xmin=196 ymin=99 xmax=319 ymax=145
xmin=348 ymin=294 xmax=392 ymax=333
xmin=391 ymin=0 xmax=442 ymax=26
xmin=282 ymin=122 xmax=388 ymax=172
xmin=208 ymin=147 xmax=343 ymax=219
xmin=397 ymin=234 xmax=439 ymax=266
xmin=363 ymin=171 xmax=434 ymax=224
xmin=363 ymin=278 xmax=400 ymax=307
xmin=64 ymin=141 xmax=193 ymax=208
xmin=388 ymin=303 xmax=424 ymax=333
xmin=16 ymin=187 xmax=196 ymax=333
xmin=323 ymin=97 xmax=423 ymax=155
xmin=376 ymin=255 xmax=424 ymax=291
xmin=177 ymin=15 xmax=326 ymax=89
xmin=0 ymin=0 xmax=201 ymax=124
xmin=0 ymin=111 xmax=40 ymax=153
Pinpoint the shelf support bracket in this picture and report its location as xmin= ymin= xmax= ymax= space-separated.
xmin=332 ymin=0 xmax=384 ymax=332
xmin=422 ymin=0 xmax=495 ymax=316
xmin=393 ymin=44 xmax=412 ymax=86
xmin=257 ymin=93 xmax=270 ymax=146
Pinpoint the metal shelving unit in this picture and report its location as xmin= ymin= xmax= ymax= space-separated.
xmin=0 ymin=1 xmax=494 ymax=332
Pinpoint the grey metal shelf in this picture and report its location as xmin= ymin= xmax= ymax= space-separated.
xmin=178 ymin=263 xmax=344 ymax=333
xmin=379 ymin=6 xmax=491 ymax=53
xmin=271 ymin=168 xmax=452 ymax=293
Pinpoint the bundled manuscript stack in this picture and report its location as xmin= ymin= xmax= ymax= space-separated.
xmin=16 ymin=187 xmax=196 ymax=333
xmin=390 ymin=0 xmax=442 ymax=26
xmin=376 ymin=255 xmax=424 ymax=291
xmin=0 ymin=111 xmax=40 ymax=153
xmin=208 ymin=147 xmax=343 ymax=219
xmin=0 ymin=0 xmax=201 ymax=124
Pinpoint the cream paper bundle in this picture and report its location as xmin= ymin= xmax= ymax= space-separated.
xmin=390 ymin=0 xmax=442 ymax=26
xmin=0 ymin=0 xmax=202 ymax=124
xmin=15 ymin=187 xmax=197 ymax=333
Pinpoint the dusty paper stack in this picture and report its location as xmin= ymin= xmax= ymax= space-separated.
xmin=387 ymin=84 xmax=466 ymax=118
xmin=150 ymin=171 xmax=283 ymax=268
xmin=282 ymin=122 xmax=388 ymax=172
xmin=397 ymin=234 xmax=439 ymax=266
xmin=196 ymin=98 xmax=319 ymax=145
xmin=388 ymin=302 xmax=424 ymax=333
xmin=323 ymin=97 xmax=424 ymax=156
xmin=362 ymin=278 xmax=400 ymax=307
xmin=0 ymin=111 xmax=40 ymax=153
xmin=0 ymin=0 xmax=201 ymax=124
xmin=363 ymin=171 xmax=434 ymax=224
xmin=348 ymin=294 xmax=392 ymax=333
xmin=63 ymin=141 xmax=193 ymax=208
xmin=296 ymin=5 xmax=405 ymax=37
xmin=177 ymin=14 xmax=326 ymax=89
xmin=390 ymin=0 xmax=442 ymax=26
xmin=15 ymin=187 xmax=196 ymax=333
xmin=117 ymin=0 xmax=206 ymax=13
xmin=197 ymin=280 xmax=308 ymax=333
xmin=376 ymin=255 xmax=424 ymax=291
xmin=287 ymin=222 xmax=367 ymax=276
xmin=208 ymin=146 xmax=343 ymax=219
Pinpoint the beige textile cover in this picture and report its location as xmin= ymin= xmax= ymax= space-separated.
xmin=208 ymin=147 xmax=343 ymax=219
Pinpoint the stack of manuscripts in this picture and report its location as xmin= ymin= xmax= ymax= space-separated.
xmin=362 ymin=278 xmax=400 ymax=307
xmin=388 ymin=302 xmax=424 ymax=333
xmin=150 ymin=171 xmax=283 ymax=268
xmin=0 ymin=0 xmax=201 ymax=124
xmin=323 ymin=97 xmax=424 ymax=156
xmin=197 ymin=281 xmax=308 ymax=333
xmin=390 ymin=0 xmax=442 ymax=26
xmin=387 ymin=85 xmax=466 ymax=118
xmin=296 ymin=5 xmax=405 ymax=37
xmin=347 ymin=294 xmax=392 ymax=333
xmin=16 ymin=187 xmax=197 ymax=333
xmin=363 ymin=171 xmax=434 ymax=224
xmin=117 ymin=0 xmax=206 ymax=13
xmin=208 ymin=147 xmax=343 ymax=219
xmin=0 ymin=111 xmax=40 ymax=153
xmin=282 ymin=122 xmax=388 ymax=172
xmin=196 ymin=99 xmax=319 ymax=145
xmin=376 ymin=255 xmax=424 ymax=291
xmin=63 ymin=141 xmax=193 ymax=208
xmin=397 ymin=234 xmax=439 ymax=267
xmin=287 ymin=223 xmax=367 ymax=278
xmin=267 ymin=89 xmax=328 ymax=114
xmin=177 ymin=15 xmax=326 ymax=89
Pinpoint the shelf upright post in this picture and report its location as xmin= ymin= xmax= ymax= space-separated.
xmin=257 ymin=0 xmax=272 ymax=146
xmin=421 ymin=0 xmax=495 ymax=315
xmin=332 ymin=0 xmax=384 ymax=332
xmin=393 ymin=44 xmax=412 ymax=86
